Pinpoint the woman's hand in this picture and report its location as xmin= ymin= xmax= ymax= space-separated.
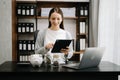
xmin=45 ymin=43 xmax=54 ymax=50
xmin=61 ymin=46 xmax=69 ymax=64
xmin=60 ymin=46 xmax=69 ymax=55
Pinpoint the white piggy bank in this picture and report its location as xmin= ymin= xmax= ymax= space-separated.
xmin=29 ymin=54 xmax=43 ymax=67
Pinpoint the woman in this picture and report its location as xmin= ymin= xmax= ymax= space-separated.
xmin=35 ymin=7 xmax=73 ymax=64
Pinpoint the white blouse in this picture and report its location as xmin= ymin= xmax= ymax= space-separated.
xmin=44 ymin=28 xmax=67 ymax=64
xmin=35 ymin=28 xmax=73 ymax=64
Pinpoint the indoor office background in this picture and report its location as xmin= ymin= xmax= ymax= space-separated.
xmin=0 ymin=0 xmax=120 ymax=66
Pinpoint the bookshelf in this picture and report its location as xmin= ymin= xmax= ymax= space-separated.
xmin=16 ymin=1 xmax=37 ymax=63
xmin=12 ymin=0 xmax=90 ymax=62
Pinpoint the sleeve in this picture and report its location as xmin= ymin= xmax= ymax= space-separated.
xmin=66 ymin=31 xmax=74 ymax=59
xmin=35 ymin=30 xmax=49 ymax=55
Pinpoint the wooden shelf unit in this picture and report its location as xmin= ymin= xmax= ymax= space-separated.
xmin=12 ymin=0 xmax=90 ymax=62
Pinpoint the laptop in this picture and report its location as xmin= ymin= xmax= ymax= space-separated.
xmin=62 ymin=47 xmax=105 ymax=70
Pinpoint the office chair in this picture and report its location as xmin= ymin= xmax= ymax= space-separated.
xmin=34 ymin=30 xmax=39 ymax=42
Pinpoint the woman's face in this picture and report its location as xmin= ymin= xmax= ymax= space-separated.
xmin=49 ymin=12 xmax=62 ymax=27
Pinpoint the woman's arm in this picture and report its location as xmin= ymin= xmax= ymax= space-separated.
xmin=35 ymin=30 xmax=49 ymax=55
xmin=65 ymin=31 xmax=74 ymax=59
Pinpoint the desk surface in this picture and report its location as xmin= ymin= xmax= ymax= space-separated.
xmin=0 ymin=61 xmax=120 ymax=72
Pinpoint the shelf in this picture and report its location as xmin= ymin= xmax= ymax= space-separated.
xmin=16 ymin=0 xmax=90 ymax=3
xmin=73 ymin=50 xmax=85 ymax=54
xmin=37 ymin=16 xmax=78 ymax=19
xmin=17 ymin=16 xmax=36 ymax=19
xmin=37 ymin=1 xmax=79 ymax=7
xmin=17 ymin=32 xmax=34 ymax=34
xmin=77 ymin=34 xmax=87 ymax=38
xmin=16 ymin=1 xmax=37 ymax=4
xmin=36 ymin=0 xmax=90 ymax=2
xmin=13 ymin=1 xmax=90 ymax=62
xmin=80 ymin=16 xmax=88 ymax=19
xmin=17 ymin=16 xmax=78 ymax=19
xmin=77 ymin=33 xmax=88 ymax=35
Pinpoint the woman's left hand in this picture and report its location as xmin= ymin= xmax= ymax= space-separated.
xmin=60 ymin=46 xmax=69 ymax=55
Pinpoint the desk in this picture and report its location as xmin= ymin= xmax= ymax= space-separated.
xmin=0 ymin=61 xmax=119 ymax=80
xmin=0 ymin=61 xmax=120 ymax=72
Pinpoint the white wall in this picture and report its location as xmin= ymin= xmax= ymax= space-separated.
xmin=0 ymin=0 xmax=12 ymax=64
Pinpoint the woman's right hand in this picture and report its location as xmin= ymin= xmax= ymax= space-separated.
xmin=45 ymin=43 xmax=54 ymax=50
